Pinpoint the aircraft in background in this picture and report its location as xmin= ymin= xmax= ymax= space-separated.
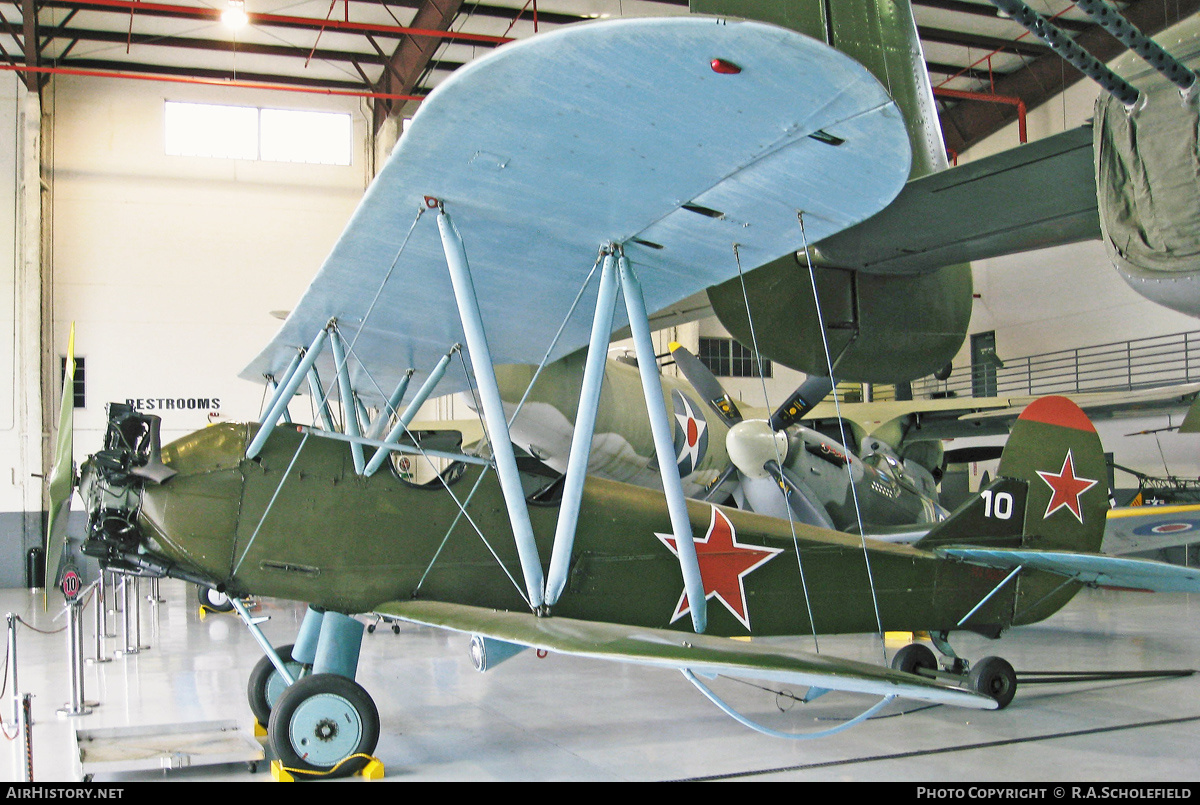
xmin=43 ymin=16 xmax=1200 ymax=779
xmin=496 ymin=345 xmax=949 ymax=536
xmin=667 ymin=0 xmax=1200 ymax=382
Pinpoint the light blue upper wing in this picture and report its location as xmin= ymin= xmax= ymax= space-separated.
xmin=240 ymin=16 xmax=911 ymax=406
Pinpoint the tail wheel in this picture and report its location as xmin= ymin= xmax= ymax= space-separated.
xmin=968 ymin=655 xmax=1018 ymax=709
xmin=246 ymin=644 xmax=307 ymax=726
xmin=890 ymin=643 xmax=938 ymax=677
xmin=268 ymin=673 xmax=380 ymax=780
xmin=196 ymin=585 xmax=234 ymax=612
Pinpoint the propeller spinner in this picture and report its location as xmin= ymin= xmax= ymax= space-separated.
xmin=666 ymin=342 xmax=834 ymax=521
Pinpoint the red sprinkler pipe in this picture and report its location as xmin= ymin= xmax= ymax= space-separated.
xmin=48 ymin=0 xmax=514 ymax=46
xmin=0 ymin=62 xmax=426 ymax=101
xmin=933 ymin=86 xmax=1028 ymax=144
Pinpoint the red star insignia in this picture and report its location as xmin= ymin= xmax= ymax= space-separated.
xmin=656 ymin=506 xmax=782 ymax=630
xmin=1036 ymin=449 xmax=1098 ymax=524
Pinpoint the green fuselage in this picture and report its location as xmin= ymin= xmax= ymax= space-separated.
xmin=139 ymin=422 xmax=1076 ymax=638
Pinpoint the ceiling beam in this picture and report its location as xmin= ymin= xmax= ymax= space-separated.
xmin=938 ymin=0 xmax=1200 ymax=154
xmin=371 ymin=0 xmax=462 ymax=132
xmin=37 ymin=0 xmax=509 ymax=46
xmin=47 ymin=56 xmax=372 ymax=91
xmin=917 ymin=24 xmax=1051 ymax=57
xmin=39 ymin=25 xmax=388 ymax=68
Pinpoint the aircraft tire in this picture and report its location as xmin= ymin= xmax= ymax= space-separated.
xmin=890 ymin=643 xmax=938 ymax=677
xmin=967 ymin=656 xmax=1017 ymax=709
xmin=196 ymin=585 xmax=234 ymax=612
xmin=247 ymin=644 xmax=307 ymax=726
xmin=268 ymin=673 xmax=380 ymax=780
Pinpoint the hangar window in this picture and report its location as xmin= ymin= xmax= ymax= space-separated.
xmin=60 ymin=356 xmax=85 ymax=409
xmin=697 ymin=337 xmax=771 ymax=379
xmin=165 ymin=102 xmax=352 ymax=165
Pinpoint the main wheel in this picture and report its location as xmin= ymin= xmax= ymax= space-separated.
xmin=247 ymin=644 xmax=307 ymax=726
xmin=196 ymin=585 xmax=234 ymax=612
xmin=890 ymin=643 xmax=938 ymax=677
xmin=968 ymin=655 xmax=1018 ymax=709
xmin=268 ymin=673 xmax=380 ymax=780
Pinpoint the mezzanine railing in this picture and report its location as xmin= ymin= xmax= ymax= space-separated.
xmin=914 ymin=330 xmax=1200 ymax=399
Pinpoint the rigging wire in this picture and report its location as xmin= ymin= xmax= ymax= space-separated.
xmin=796 ymin=211 xmax=887 ymax=665
xmin=413 ymin=254 xmax=603 ymax=597
xmin=732 ymin=242 xmax=820 ymax=653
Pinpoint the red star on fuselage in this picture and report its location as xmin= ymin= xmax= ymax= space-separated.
xmin=656 ymin=506 xmax=782 ymax=630
xmin=1036 ymin=449 xmax=1098 ymax=523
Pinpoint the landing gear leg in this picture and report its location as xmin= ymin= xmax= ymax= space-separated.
xmin=929 ymin=631 xmax=967 ymax=675
xmin=241 ymin=605 xmax=323 ymax=726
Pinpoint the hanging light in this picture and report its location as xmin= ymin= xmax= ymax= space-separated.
xmin=222 ymin=0 xmax=248 ymax=29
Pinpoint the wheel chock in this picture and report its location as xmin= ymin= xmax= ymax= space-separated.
xmin=270 ymin=760 xmax=295 ymax=782
xmin=253 ymin=720 xmax=267 ymax=738
xmin=357 ymin=758 xmax=385 ymax=780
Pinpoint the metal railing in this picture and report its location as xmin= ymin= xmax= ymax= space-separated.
xmin=915 ymin=330 xmax=1200 ymax=399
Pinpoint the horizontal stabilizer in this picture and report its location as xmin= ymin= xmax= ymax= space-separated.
xmin=376 ymin=600 xmax=996 ymax=710
xmin=934 ymin=547 xmax=1200 ymax=593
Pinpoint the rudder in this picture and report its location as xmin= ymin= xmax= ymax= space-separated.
xmin=915 ymin=396 xmax=1107 ymax=554
xmin=996 ymin=395 xmax=1107 ymax=554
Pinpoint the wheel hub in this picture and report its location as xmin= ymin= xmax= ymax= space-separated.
xmin=290 ymin=693 xmax=363 ymax=767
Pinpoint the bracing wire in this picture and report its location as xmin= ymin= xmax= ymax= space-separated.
xmin=413 ymin=253 xmax=604 ymax=597
xmin=732 ymin=243 xmax=820 ymax=653
xmin=236 ymin=207 xmax=426 ymax=581
xmin=796 ymin=211 xmax=887 ymax=664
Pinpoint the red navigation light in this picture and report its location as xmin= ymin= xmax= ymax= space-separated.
xmin=710 ymin=58 xmax=742 ymax=75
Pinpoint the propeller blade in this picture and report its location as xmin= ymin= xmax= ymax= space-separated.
xmin=764 ymin=459 xmax=835 ymax=530
xmin=700 ymin=462 xmax=739 ymax=502
xmin=768 ymin=376 xmax=834 ymax=432
xmin=667 ymin=342 xmax=742 ymax=426
xmin=45 ymin=324 xmax=79 ymax=597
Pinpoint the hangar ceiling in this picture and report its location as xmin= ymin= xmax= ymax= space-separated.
xmin=2 ymin=0 xmax=1198 ymax=154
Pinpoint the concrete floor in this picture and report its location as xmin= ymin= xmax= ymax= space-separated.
xmin=2 ymin=578 xmax=1198 ymax=783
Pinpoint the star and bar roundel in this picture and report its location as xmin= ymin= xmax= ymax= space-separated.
xmin=656 ymin=506 xmax=782 ymax=630
xmin=1036 ymin=448 xmax=1099 ymax=524
xmin=671 ymin=390 xmax=708 ymax=476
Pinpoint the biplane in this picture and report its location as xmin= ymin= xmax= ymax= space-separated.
xmin=43 ymin=11 xmax=1200 ymax=781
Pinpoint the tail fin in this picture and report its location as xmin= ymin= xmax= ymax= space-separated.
xmin=916 ymin=396 xmax=1107 ymax=553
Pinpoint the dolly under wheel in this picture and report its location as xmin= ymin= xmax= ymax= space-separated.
xmin=268 ymin=673 xmax=380 ymax=779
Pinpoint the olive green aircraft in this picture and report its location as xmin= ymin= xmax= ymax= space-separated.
xmin=41 ymin=7 xmax=1200 ymax=782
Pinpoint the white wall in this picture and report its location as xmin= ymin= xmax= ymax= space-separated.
xmin=0 ymin=75 xmax=21 ymax=515
xmin=48 ymin=76 xmax=372 ymax=456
